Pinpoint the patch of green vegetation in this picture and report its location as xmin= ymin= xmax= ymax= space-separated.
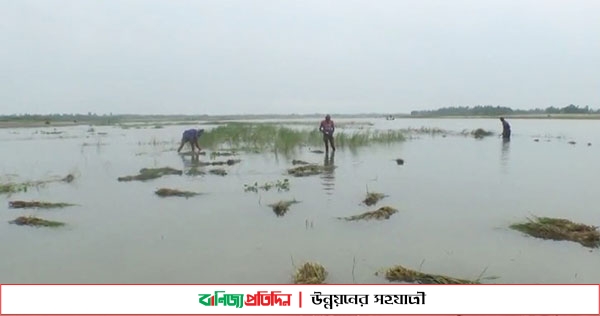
xmin=118 ymin=167 xmax=182 ymax=182
xmin=293 ymin=262 xmax=327 ymax=284
xmin=155 ymin=188 xmax=200 ymax=198
xmin=510 ymin=216 xmax=600 ymax=248
xmin=244 ymin=179 xmax=290 ymax=193
xmin=9 ymin=201 xmax=75 ymax=209
xmin=268 ymin=199 xmax=300 ymax=217
xmin=198 ymin=123 xmax=405 ymax=153
xmin=383 ymin=265 xmax=480 ymax=284
xmin=338 ymin=206 xmax=398 ymax=221
xmin=9 ymin=216 xmax=65 ymax=228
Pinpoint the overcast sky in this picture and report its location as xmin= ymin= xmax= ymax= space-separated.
xmin=1 ymin=0 xmax=599 ymax=115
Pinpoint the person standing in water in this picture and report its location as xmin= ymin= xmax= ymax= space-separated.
xmin=177 ymin=128 xmax=204 ymax=154
xmin=319 ymin=114 xmax=336 ymax=153
xmin=500 ymin=117 xmax=511 ymax=140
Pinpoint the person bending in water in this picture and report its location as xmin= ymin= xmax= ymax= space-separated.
xmin=500 ymin=117 xmax=511 ymax=140
xmin=177 ymin=128 xmax=204 ymax=154
xmin=319 ymin=114 xmax=336 ymax=153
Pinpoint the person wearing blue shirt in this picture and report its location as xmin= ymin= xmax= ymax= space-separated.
xmin=177 ymin=128 xmax=204 ymax=153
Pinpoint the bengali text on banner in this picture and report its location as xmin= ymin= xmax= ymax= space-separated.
xmin=0 ymin=284 xmax=599 ymax=315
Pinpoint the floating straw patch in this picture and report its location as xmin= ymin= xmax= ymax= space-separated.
xmin=293 ymin=262 xmax=327 ymax=284
xmin=9 ymin=216 xmax=65 ymax=228
xmin=118 ymin=167 xmax=182 ymax=182
xmin=363 ymin=192 xmax=386 ymax=206
xmin=268 ymin=199 xmax=300 ymax=217
xmin=209 ymin=169 xmax=227 ymax=176
xmin=287 ymin=164 xmax=330 ymax=177
xmin=338 ymin=206 xmax=398 ymax=221
xmin=9 ymin=201 xmax=75 ymax=209
xmin=510 ymin=216 xmax=600 ymax=248
xmin=155 ymin=188 xmax=200 ymax=198
xmin=384 ymin=265 xmax=480 ymax=284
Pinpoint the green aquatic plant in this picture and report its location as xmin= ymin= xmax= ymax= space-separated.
xmin=244 ymin=179 xmax=290 ymax=193
xmin=198 ymin=123 xmax=406 ymax=153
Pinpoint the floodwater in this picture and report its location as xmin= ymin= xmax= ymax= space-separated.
xmin=1 ymin=118 xmax=599 ymax=284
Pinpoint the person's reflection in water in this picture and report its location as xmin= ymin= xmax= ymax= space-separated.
xmin=500 ymin=138 xmax=510 ymax=173
xmin=180 ymin=152 xmax=200 ymax=170
xmin=321 ymin=151 xmax=335 ymax=195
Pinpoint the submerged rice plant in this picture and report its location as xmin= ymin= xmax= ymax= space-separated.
xmin=198 ymin=123 xmax=406 ymax=153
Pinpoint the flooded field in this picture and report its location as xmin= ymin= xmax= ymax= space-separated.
xmin=1 ymin=118 xmax=599 ymax=284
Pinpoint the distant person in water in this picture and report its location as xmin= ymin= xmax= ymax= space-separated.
xmin=500 ymin=117 xmax=511 ymax=140
xmin=319 ymin=115 xmax=336 ymax=153
xmin=177 ymin=128 xmax=204 ymax=154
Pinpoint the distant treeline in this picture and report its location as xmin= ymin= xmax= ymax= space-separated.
xmin=410 ymin=105 xmax=599 ymax=117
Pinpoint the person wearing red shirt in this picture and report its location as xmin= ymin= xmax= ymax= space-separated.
xmin=319 ymin=114 xmax=336 ymax=153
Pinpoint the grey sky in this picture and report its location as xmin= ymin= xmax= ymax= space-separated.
xmin=1 ymin=0 xmax=599 ymax=115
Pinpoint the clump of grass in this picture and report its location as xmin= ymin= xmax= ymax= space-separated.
xmin=9 ymin=216 xmax=65 ymax=228
xmin=363 ymin=192 xmax=386 ymax=206
xmin=510 ymin=216 xmax=600 ymax=248
xmin=268 ymin=199 xmax=300 ymax=217
xmin=470 ymin=128 xmax=494 ymax=139
xmin=244 ymin=179 xmax=290 ymax=193
xmin=383 ymin=265 xmax=480 ymax=284
xmin=118 ymin=167 xmax=183 ymax=182
xmin=338 ymin=206 xmax=398 ymax=221
xmin=155 ymin=188 xmax=200 ymax=198
xmin=293 ymin=262 xmax=327 ymax=284
xmin=287 ymin=164 xmax=330 ymax=177
xmin=292 ymin=160 xmax=310 ymax=165
xmin=209 ymin=168 xmax=227 ymax=176
xmin=9 ymin=201 xmax=75 ymax=209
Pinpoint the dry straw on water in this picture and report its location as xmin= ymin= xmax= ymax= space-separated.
xmin=155 ymin=188 xmax=200 ymax=198
xmin=9 ymin=201 xmax=75 ymax=209
xmin=510 ymin=216 xmax=600 ymax=248
xmin=9 ymin=216 xmax=65 ymax=228
xmin=287 ymin=164 xmax=329 ymax=177
xmin=118 ymin=167 xmax=182 ymax=182
xmin=338 ymin=206 xmax=398 ymax=221
xmin=209 ymin=169 xmax=227 ymax=176
xmin=363 ymin=192 xmax=386 ymax=206
xmin=383 ymin=265 xmax=480 ymax=284
xmin=268 ymin=199 xmax=300 ymax=217
xmin=293 ymin=262 xmax=327 ymax=284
